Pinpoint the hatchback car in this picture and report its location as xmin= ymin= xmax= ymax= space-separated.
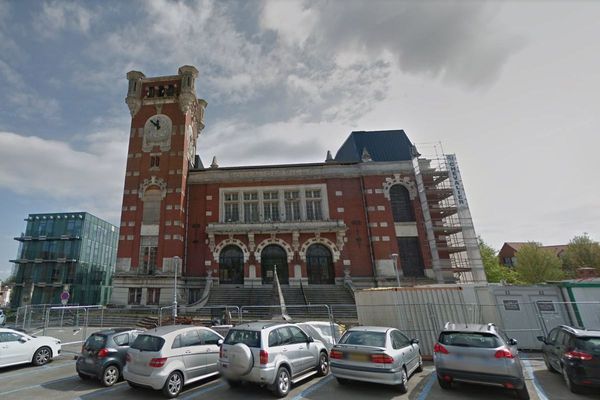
xmin=124 ymin=325 xmax=223 ymax=398
xmin=296 ymin=321 xmax=343 ymax=351
xmin=329 ymin=326 xmax=422 ymax=393
xmin=433 ymin=323 xmax=528 ymax=399
xmin=218 ymin=322 xmax=329 ymax=397
xmin=538 ymin=325 xmax=600 ymax=393
xmin=76 ymin=328 xmax=143 ymax=386
xmin=0 ymin=327 xmax=61 ymax=368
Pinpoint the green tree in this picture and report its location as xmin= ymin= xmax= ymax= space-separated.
xmin=479 ymin=238 xmax=521 ymax=284
xmin=515 ymin=242 xmax=565 ymax=284
xmin=561 ymin=234 xmax=600 ymax=277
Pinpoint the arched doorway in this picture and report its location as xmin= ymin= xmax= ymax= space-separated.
xmin=261 ymin=245 xmax=289 ymax=284
xmin=306 ymin=244 xmax=335 ymax=284
xmin=219 ymin=245 xmax=244 ymax=284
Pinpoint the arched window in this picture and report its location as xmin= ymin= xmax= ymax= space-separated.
xmin=219 ymin=245 xmax=244 ymax=284
xmin=261 ymin=245 xmax=289 ymax=284
xmin=390 ymin=185 xmax=415 ymax=222
xmin=306 ymin=244 xmax=334 ymax=284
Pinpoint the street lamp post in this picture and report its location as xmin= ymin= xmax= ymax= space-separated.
xmin=173 ymin=256 xmax=180 ymax=323
xmin=390 ymin=253 xmax=401 ymax=287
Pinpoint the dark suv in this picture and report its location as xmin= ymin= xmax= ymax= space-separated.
xmin=538 ymin=325 xmax=600 ymax=393
xmin=77 ymin=328 xmax=143 ymax=386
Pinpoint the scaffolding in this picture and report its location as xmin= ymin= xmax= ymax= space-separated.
xmin=413 ymin=143 xmax=486 ymax=284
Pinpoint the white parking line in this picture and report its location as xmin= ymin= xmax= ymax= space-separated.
xmin=0 ymin=360 xmax=75 ymax=381
xmin=290 ymin=375 xmax=334 ymax=400
xmin=522 ymin=359 xmax=550 ymax=400
xmin=0 ymin=376 xmax=78 ymax=396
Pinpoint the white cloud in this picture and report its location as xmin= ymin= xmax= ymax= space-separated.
xmin=260 ymin=0 xmax=318 ymax=46
xmin=0 ymin=129 xmax=127 ymax=220
xmin=34 ymin=1 xmax=94 ymax=38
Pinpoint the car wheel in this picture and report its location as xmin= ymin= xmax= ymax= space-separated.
xmin=515 ymin=386 xmax=530 ymax=400
xmin=438 ymin=376 xmax=452 ymax=390
xmin=317 ymin=352 xmax=329 ymax=376
xmin=32 ymin=346 xmax=52 ymax=366
xmin=336 ymin=377 xmax=350 ymax=385
xmin=415 ymin=353 xmax=424 ymax=373
xmin=162 ymin=371 xmax=183 ymax=398
xmin=396 ymin=367 xmax=408 ymax=393
xmin=543 ymin=355 xmax=556 ymax=373
xmin=101 ymin=365 xmax=120 ymax=387
xmin=271 ymin=367 xmax=291 ymax=398
xmin=562 ymin=366 xmax=582 ymax=394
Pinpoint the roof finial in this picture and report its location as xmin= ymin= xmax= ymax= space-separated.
xmin=361 ymin=147 xmax=372 ymax=162
xmin=325 ymin=150 xmax=334 ymax=162
xmin=210 ymin=156 xmax=219 ymax=168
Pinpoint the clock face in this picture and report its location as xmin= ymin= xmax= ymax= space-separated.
xmin=144 ymin=114 xmax=172 ymax=141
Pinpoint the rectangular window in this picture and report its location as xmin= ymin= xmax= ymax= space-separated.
xmin=224 ymin=193 xmax=240 ymax=222
xmin=128 ymin=288 xmax=142 ymax=305
xmin=284 ymin=191 xmax=301 ymax=221
xmin=263 ymin=191 xmax=279 ymax=221
xmin=150 ymin=156 xmax=160 ymax=168
xmin=305 ymin=189 xmax=322 ymax=220
xmin=140 ymin=246 xmax=158 ymax=274
xmin=243 ymin=192 xmax=259 ymax=223
xmin=146 ymin=288 xmax=161 ymax=305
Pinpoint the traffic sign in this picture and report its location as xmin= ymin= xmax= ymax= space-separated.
xmin=60 ymin=290 xmax=70 ymax=306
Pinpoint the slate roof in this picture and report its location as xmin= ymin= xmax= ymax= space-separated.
xmin=334 ymin=130 xmax=416 ymax=162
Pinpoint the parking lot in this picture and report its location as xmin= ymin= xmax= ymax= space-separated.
xmin=1 ymin=341 xmax=598 ymax=400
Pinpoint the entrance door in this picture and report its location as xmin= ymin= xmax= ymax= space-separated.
xmin=306 ymin=244 xmax=335 ymax=284
xmin=219 ymin=245 xmax=244 ymax=284
xmin=261 ymin=245 xmax=289 ymax=284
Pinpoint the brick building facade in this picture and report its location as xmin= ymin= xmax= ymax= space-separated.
xmin=110 ymin=66 xmax=486 ymax=307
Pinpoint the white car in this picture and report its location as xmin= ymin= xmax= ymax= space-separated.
xmin=296 ymin=321 xmax=343 ymax=351
xmin=0 ymin=327 xmax=62 ymax=368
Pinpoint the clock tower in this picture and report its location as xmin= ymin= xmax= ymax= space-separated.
xmin=112 ymin=66 xmax=207 ymax=306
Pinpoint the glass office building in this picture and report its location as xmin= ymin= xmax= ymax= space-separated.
xmin=10 ymin=212 xmax=118 ymax=307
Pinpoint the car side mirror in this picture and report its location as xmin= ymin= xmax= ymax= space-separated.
xmin=536 ymin=336 xmax=546 ymax=344
xmin=307 ymin=336 xmax=314 ymax=343
xmin=411 ymin=338 xmax=420 ymax=345
xmin=19 ymin=337 xmax=27 ymax=343
xmin=217 ymin=339 xmax=223 ymax=346
xmin=508 ymin=338 xmax=518 ymax=346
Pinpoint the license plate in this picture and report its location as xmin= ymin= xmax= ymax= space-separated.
xmin=348 ymin=353 xmax=369 ymax=362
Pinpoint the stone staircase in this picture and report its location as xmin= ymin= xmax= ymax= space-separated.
xmin=199 ymin=284 xmax=358 ymax=323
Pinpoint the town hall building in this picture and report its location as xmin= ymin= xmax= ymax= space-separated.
xmin=110 ymin=66 xmax=486 ymax=307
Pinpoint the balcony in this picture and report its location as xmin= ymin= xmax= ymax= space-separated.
xmin=206 ymin=220 xmax=347 ymax=235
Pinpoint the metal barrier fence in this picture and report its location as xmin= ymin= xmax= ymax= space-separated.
xmin=15 ymin=303 xmax=79 ymax=331
xmin=27 ymin=299 xmax=600 ymax=355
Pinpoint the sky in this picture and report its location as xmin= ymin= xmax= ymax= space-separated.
xmin=0 ymin=0 xmax=598 ymax=279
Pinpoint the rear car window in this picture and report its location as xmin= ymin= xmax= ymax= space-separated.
xmin=224 ymin=329 xmax=261 ymax=348
xmin=131 ymin=334 xmax=165 ymax=352
xmin=575 ymin=337 xmax=600 ymax=355
xmin=85 ymin=334 xmax=107 ymax=350
xmin=339 ymin=331 xmax=386 ymax=347
xmin=439 ymin=332 xmax=501 ymax=348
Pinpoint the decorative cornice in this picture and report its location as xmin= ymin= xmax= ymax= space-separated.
xmin=206 ymin=220 xmax=347 ymax=235
xmin=188 ymin=161 xmax=415 ymax=184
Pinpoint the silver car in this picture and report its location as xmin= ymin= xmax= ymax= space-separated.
xmin=329 ymin=326 xmax=422 ymax=393
xmin=124 ymin=325 xmax=223 ymax=398
xmin=218 ymin=322 xmax=329 ymax=397
xmin=433 ymin=322 xmax=529 ymax=400
xmin=296 ymin=321 xmax=343 ymax=351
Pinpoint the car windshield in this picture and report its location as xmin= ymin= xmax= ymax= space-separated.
xmin=131 ymin=334 xmax=165 ymax=352
xmin=224 ymin=329 xmax=261 ymax=348
xmin=575 ymin=337 xmax=600 ymax=355
xmin=84 ymin=334 xmax=107 ymax=350
xmin=339 ymin=331 xmax=386 ymax=347
xmin=439 ymin=332 xmax=501 ymax=348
